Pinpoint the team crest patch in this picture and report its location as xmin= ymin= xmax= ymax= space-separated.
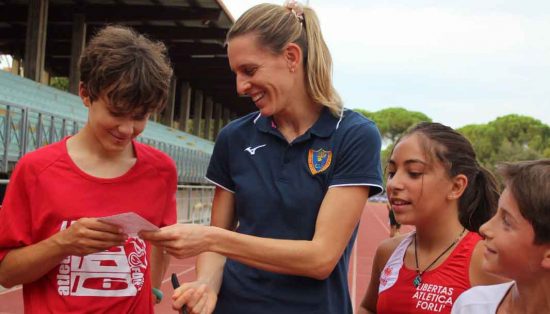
xmin=308 ymin=148 xmax=332 ymax=175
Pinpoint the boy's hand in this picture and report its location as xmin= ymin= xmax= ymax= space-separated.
xmin=140 ymin=224 xmax=209 ymax=259
xmin=173 ymin=280 xmax=217 ymax=314
xmin=53 ymin=218 xmax=128 ymax=256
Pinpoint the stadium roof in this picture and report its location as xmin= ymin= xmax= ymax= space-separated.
xmin=0 ymin=0 xmax=255 ymax=116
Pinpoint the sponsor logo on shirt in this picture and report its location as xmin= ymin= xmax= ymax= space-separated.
xmin=380 ymin=265 xmax=394 ymax=287
xmin=56 ymin=220 xmax=147 ymax=297
xmin=244 ymin=144 xmax=267 ymax=155
xmin=412 ymin=283 xmax=455 ymax=312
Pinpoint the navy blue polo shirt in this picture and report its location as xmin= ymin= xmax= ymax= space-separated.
xmin=206 ymin=107 xmax=383 ymax=314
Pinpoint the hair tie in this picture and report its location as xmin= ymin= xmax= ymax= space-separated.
xmin=284 ymin=0 xmax=305 ymax=23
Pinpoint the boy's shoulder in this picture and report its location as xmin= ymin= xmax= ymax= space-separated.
xmin=17 ymin=139 xmax=67 ymax=174
xmin=134 ymin=140 xmax=176 ymax=171
xmin=453 ymin=282 xmax=514 ymax=312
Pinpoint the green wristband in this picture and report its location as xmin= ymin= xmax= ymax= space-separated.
xmin=152 ymin=287 xmax=163 ymax=302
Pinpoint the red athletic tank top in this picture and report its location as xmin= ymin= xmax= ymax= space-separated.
xmin=377 ymin=231 xmax=481 ymax=314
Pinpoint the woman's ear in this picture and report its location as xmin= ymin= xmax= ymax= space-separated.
xmin=448 ymin=174 xmax=468 ymax=200
xmin=284 ymin=42 xmax=302 ymax=73
xmin=79 ymin=82 xmax=91 ymax=108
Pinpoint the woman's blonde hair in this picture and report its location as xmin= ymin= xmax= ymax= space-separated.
xmin=227 ymin=3 xmax=343 ymax=116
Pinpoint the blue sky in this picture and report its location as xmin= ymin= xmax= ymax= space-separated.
xmin=226 ymin=1 xmax=550 ymax=128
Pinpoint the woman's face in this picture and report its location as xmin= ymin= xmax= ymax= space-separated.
xmin=386 ymin=134 xmax=456 ymax=226
xmin=227 ymin=33 xmax=297 ymax=117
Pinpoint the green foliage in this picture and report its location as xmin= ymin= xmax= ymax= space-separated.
xmin=356 ymin=107 xmax=431 ymax=143
xmin=458 ymin=114 xmax=550 ymax=171
xmin=355 ymin=107 xmax=431 ymax=185
xmin=354 ymin=108 xmax=549 ymax=182
xmin=50 ymin=77 xmax=69 ymax=92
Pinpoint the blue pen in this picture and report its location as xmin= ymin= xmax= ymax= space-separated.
xmin=171 ymin=273 xmax=189 ymax=314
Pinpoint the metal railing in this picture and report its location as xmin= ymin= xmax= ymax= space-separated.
xmin=176 ymin=184 xmax=214 ymax=225
xmin=0 ymin=180 xmax=214 ymax=225
xmin=0 ymin=100 xmax=211 ymax=184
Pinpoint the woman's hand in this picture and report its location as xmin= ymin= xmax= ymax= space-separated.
xmin=172 ymin=280 xmax=218 ymax=314
xmin=140 ymin=224 xmax=210 ymax=259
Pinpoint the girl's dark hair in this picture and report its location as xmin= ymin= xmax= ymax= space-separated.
xmin=392 ymin=122 xmax=500 ymax=232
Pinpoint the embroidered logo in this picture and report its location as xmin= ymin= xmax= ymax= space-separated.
xmin=308 ymin=148 xmax=332 ymax=175
xmin=380 ymin=266 xmax=393 ymax=288
xmin=244 ymin=144 xmax=267 ymax=155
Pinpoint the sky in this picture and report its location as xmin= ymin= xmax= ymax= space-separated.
xmin=225 ymin=0 xmax=550 ymax=128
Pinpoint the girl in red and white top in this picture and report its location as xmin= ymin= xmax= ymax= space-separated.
xmin=359 ymin=122 xmax=506 ymax=314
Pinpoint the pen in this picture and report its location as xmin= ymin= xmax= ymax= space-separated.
xmin=171 ymin=273 xmax=189 ymax=314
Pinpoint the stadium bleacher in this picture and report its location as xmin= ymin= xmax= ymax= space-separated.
xmin=0 ymin=70 xmax=213 ymax=184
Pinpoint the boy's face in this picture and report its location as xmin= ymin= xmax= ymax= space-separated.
xmin=479 ymin=187 xmax=548 ymax=280
xmin=81 ymin=87 xmax=149 ymax=154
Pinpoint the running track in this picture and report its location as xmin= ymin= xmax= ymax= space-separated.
xmin=0 ymin=203 xmax=412 ymax=314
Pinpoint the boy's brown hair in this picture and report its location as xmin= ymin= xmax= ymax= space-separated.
xmin=498 ymin=159 xmax=550 ymax=244
xmin=79 ymin=25 xmax=173 ymax=117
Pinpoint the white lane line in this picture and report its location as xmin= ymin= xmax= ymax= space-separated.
xmin=0 ymin=285 xmax=21 ymax=296
xmin=371 ymin=206 xmax=390 ymax=233
xmin=162 ymin=266 xmax=196 ymax=284
xmin=351 ymin=236 xmax=358 ymax=312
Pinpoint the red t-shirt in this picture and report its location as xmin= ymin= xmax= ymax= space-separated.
xmin=0 ymin=137 xmax=177 ymax=313
xmin=377 ymin=232 xmax=481 ymax=314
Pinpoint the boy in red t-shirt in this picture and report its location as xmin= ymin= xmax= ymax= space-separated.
xmin=0 ymin=25 xmax=176 ymax=313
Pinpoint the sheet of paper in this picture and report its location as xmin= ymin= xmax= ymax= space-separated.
xmin=98 ymin=212 xmax=159 ymax=237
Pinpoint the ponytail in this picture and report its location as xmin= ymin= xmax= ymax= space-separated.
xmin=302 ymin=8 xmax=342 ymax=116
xmin=458 ymin=166 xmax=499 ymax=232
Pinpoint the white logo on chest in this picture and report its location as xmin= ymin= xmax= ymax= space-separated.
xmin=244 ymin=144 xmax=267 ymax=155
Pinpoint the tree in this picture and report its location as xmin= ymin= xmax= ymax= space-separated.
xmin=356 ymin=107 xmax=432 ymax=144
xmin=50 ymin=77 xmax=69 ymax=92
xmin=459 ymin=114 xmax=550 ymax=170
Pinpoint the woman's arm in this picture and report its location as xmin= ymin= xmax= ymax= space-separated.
xmin=195 ymin=187 xmax=235 ymax=291
xmin=168 ymin=187 xmax=235 ymax=314
xmin=143 ymin=186 xmax=369 ymax=280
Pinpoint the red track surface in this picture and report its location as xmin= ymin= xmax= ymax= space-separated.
xmin=0 ymin=203 xmax=411 ymax=314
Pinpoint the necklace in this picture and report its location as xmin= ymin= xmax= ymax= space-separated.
xmin=413 ymin=227 xmax=466 ymax=288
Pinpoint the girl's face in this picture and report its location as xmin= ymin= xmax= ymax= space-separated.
xmin=479 ymin=187 xmax=548 ymax=280
xmin=386 ymin=134 xmax=456 ymax=226
xmin=227 ymin=33 xmax=297 ymax=117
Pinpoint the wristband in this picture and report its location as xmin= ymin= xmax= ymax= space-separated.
xmin=152 ymin=287 xmax=163 ymax=302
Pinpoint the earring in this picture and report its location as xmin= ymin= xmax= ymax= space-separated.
xmin=290 ymin=67 xmax=295 ymax=73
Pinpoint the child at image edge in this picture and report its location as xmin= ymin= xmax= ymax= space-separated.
xmin=0 ymin=25 xmax=177 ymax=313
xmin=452 ymin=159 xmax=550 ymax=314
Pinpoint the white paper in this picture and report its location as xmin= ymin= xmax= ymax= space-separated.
xmin=98 ymin=212 xmax=159 ymax=237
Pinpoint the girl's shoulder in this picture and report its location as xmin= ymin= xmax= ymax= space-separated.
xmin=376 ymin=232 xmax=413 ymax=263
